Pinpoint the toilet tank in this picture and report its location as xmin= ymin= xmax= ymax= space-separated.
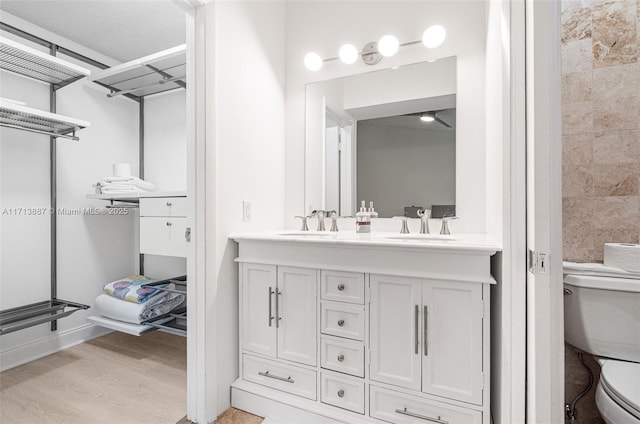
xmin=564 ymin=274 xmax=640 ymax=363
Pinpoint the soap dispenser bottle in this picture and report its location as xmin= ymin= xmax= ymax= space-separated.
xmin=368 ymin=201 xmax=379 ymax=219
xmin=356 ymin=200 xmax=371 ymax=233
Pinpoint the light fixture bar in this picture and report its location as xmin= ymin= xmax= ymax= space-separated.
xmin=304 ymin=25 xmax=446 ymax=71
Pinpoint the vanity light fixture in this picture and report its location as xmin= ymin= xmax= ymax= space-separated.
xmin=304 ymin=25 xmax=446 ymax=71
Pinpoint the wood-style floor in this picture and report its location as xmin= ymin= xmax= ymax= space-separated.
xmin=1 ymin=331 xmax=187 ymax=424
xmin=177 ymin=408 xmax=264 ymax=424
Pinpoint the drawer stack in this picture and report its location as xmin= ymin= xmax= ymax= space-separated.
xmin=319 ymin=270 xmax=366 ymax=414
xmin=139 ymin=196 xmax=187 ymax=257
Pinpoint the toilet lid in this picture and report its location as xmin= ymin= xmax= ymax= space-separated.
xmin=600 ymin=360 xmax=640 ymax=419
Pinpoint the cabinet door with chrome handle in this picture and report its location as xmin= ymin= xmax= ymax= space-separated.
xmin=421 ymin=280 xmax=483 ymax=405
xmin=241 ymin=264 xmax=277 ymax=358
xmin=276 ymin=266 xmax=317 ymax=366
xmin=369 ymin=274 xmax=422 ymax=390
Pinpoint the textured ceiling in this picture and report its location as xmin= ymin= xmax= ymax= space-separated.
xmin=0 ymin=0 xmax=186 ymax=63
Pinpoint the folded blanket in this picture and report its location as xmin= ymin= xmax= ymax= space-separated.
xmin=103 ymin=275 xmax=163 ymax=304
xmin=94 ymin=288 xmax=185 ymax=324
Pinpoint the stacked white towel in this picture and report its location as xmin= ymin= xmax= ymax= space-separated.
xmin=99 ymin=176 xmax=155 ymax=194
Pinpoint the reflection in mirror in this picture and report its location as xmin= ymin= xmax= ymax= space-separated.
xmin=306 ymin=57 xmax=457 ymax=218
xmin=356 ymin=109 xmax=455 ymax=218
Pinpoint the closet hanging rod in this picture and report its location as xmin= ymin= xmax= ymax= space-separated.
xmin=0 ymin=123 xmax=78 ymax=141
xmin=107 ymin=75 xmax=186 ymax=98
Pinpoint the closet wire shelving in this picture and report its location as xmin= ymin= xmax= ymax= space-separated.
xmin=1 ymin=22 xmax=189 ymax=336
xmin=0 ymin=24 xmax=100 ymax=335
xmin=0 ymin=36 xmax=91 ymax=141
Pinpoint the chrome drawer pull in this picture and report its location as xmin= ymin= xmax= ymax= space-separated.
xmin=166 ymin=202 xmax=172 ymax=207
xmin=166 ymin=221 xmax=172 ymax=227
xmin=395 ymin=408 xmax=448 ymax=424
xmin=337 ymin=389 xmax=345 ymax=398
xmin=276 ymin=290 xmax=282 ymax=328
xmin=337 ymin=354 xmax=345 ymax=362
xmin=258 ymin=371 xmax=294 ymax=383
xmin=424 ymin=305 xmax=428 ymax=356
xmin=337 ymin=283 xmax=345 ymax=291
xmin=414 ymin=305 xmax=419 ymax=354
xmin=337 ymin=319 xmax=345 ymax=327
xmin=268 ymin=287 xmax=275 ymax=327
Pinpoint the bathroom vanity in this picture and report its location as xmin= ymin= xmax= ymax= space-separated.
xmin=231 ymin=232 xmax=498 ymax=424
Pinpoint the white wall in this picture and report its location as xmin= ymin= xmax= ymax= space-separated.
xmin=357 ymin=122 xmax=455 ymax=217
xmin=206 ymin=0 xmax=286 ymax=416
xmin=285 ymin=1 xmax=487 ymax=233
xmin=144 ymin=90 xmax=187 ymax=191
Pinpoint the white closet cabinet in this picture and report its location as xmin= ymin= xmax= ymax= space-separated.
xmin=139 ymin=196 xmax=187 ymax=257
xmin=370 ymin=275 xmax=483 ymax=405
xmin=242 ymin=263 xmax=317 ymax=366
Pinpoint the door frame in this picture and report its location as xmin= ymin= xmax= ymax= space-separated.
xmin=523 ymin=0 xmax=564 ymax=422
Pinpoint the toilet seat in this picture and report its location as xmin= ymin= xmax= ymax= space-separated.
xmin=600 ymin=360 xmax=640 ymax=420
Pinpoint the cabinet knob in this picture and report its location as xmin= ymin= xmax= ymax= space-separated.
xmin=337 ymin=283 xmax=345 ymax=291
xmin=337 ymin=354 xmax=345 ymax=362
xmin=166 ymin=202 xmax=172 ymax=207
xmin=337 ymin=389 xmax=345 ymax=398
xmin=337 ymin=319 xmax=345 ymax=327
xmin=166 ymin=221 xmax=172 ymax=227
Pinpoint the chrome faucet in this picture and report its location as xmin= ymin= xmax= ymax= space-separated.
xmin=329 ymin=212 xmax=352 ymax=232
xmin=417 ymin=209 xmax=431 ymax=234
xmin=312 ymin=210 xmax=325 ymax=231
xmin=330 ymin=212 xmax=340 ymax=232
xmin=294 ymin=215 xmax=310 ymax=231
xmin=393 ymin=216 xmax=410 ymax=234
xmin=312 ymin=210 xmax=335 ymax=231
xmin=440 ymin=215 xmax=459 ymax=235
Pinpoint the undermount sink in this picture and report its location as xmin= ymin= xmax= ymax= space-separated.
xmin=383 ymin=234 xmax=457 ymax=241
xmin=278 ymin=232 xmax=335 ymax=237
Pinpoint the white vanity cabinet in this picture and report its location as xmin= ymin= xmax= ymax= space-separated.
xmin=232 ymin=234 xmax=498 ymax=424
xmin=370 ymin=275 xmax=483 ymax=405
xmin=242 ymin=264 xmax=317 ymax=366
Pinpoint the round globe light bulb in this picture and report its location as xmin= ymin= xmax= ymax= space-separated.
xmin=377 ymin=35 xmax=399 ymax=57
xmin=422 ymin=25 xmax=446 ymax=49
xmin=304 ymin=52 xmax=323 ymax=71
xmin=339 ymin=44 xmax=359 ymax=64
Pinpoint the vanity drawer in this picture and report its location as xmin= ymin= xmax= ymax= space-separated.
xmin=321 ymin=270 xmax=365 ymax=304
xmin=321 ymin=372 xmax=365 ymax=414
xmin=140 ymin=197 xmax=187 ymax=217
xmin=139 ymin=217 xmax=187 ymax=257
xmin=321 ymin=302 xmax=366 ymax=341
xmin=321 ymin=336 xmax=365 ymax=377
xmin=370 ymin=385 xmax=482 ymax=424
xmin=243 ymin=354 xmax=316 ymax=400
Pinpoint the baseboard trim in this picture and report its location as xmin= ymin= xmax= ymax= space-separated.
xmin=0 ymin=323 xmax=112 ymax=371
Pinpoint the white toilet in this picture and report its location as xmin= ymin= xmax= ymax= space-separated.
xmin=564 ymin=267 xmax=640 ymax=424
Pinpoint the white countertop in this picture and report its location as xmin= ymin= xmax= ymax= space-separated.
xmin=230 ymin=230 xmax=501 ymax=254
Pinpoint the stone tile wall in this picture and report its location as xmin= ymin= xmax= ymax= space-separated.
xmin=562 ymin=0 xmax=640 ymax=263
